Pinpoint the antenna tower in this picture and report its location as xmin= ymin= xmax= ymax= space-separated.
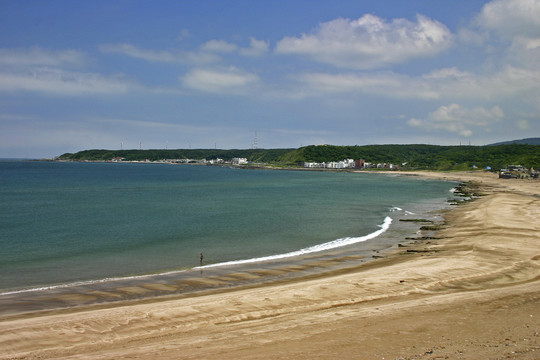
xmin=253 ymin=131 xmax=258 ymax=149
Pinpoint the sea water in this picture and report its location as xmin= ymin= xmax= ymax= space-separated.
xmin=0 ymin=160 xmax=456 ymax=293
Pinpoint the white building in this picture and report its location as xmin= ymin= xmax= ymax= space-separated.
xmin=232 ymin=158 xmax=248 ymax=165
xmin=208 ymin=158 xmax=224 ymax=165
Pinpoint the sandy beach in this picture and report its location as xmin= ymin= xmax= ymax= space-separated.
xmin=1 ymin=171 xmax=539 ymax=359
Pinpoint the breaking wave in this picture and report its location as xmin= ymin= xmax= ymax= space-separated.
xmin=197 ymin=216 xmax=393 ymax=269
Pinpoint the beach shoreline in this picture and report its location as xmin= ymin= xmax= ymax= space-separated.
xmin=1 ymin=171 xmax=539 ymax=359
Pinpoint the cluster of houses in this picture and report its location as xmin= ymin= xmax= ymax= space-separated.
xmin=169 ymin=157 xmax=249 ymax=165
xmin=303 ymin=159 xmax=399 ymax=170
xmin=499 ymin=165 xmax=539 ymax=179
xmin=110 ymin=157 xmax=249 ymax=166
xmin=109 ymin=157 xmax=537 ymax=177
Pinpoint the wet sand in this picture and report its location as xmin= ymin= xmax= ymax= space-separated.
xmin=1 ymin=171 xmax=539 ymax=359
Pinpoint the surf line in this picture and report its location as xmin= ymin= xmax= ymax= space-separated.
xmin=0 ymin=218 xmax=393 ymax=297
xmin=197 ymin=216 xmax=393 ymax=270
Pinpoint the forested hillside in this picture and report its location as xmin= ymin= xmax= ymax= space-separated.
xmin=299 ymin=144 xmax=540 ymax=170
xmin=58 ymin=148 xmax=295 ymax=163
xmin=59 ymin=143 xmax=540 ymax=171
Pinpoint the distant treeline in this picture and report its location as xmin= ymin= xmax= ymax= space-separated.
xmin=59 ymin=144 xmax=540 ymax=171
xmin=58 ymin=148 xmax=296 ymax=164
xmin=298 ymin=144 xmax=540 ymax=170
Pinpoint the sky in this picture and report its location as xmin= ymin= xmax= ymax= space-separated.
xmin=0 ymin=0 xmax=539 ymax=158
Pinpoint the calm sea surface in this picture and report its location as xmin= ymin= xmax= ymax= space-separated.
xmin=0 ymin=160 xmax=456 ymax=293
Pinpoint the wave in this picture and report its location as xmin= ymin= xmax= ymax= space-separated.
xmin=197 ymin=216 xmax=393 ymax=270
xmin=1 ymin=216 xmax=394 ymax=296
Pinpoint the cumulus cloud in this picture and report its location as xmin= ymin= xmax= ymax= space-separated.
xmin=181 ymin=67 xmax=260 ymax=94
xmin=408 ymin=104 xmax=504 ymax=137
xmin=0 ymin=47 xmax=86 ymax=68
xmin=469 ymin=0 xmax=540 ymax=69
xmin=275 ymin=14 xmax=452 ymax=69
xmin=0 ymin=67 xmax=140 ymax=96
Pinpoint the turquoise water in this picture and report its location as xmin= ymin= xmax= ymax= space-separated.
xmin=0 ymin=160 xmax=455 ymax=293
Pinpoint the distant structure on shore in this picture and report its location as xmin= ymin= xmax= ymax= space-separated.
xmin=304 ymin=158 xmax=399 ymax=170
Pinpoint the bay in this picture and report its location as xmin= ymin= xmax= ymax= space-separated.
xmin=0 ymin=160 xmax=455 ymax=292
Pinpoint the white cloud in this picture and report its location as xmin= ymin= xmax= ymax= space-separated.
xmin=181 ymin=67 xmax=259 ymax=94
xmin=426 ymin=66 xmax=540 ymax=102
xmin=0 ymin=47 xmax=86 ymax=68
xmin=408 ymin=104 xmax=504 ymax=137
xmin=295 ymin=71 xmax=439 ymax=99
xmin=0 ymin=67 xmax=140 ymax=96
xmin=100 ymin=38 xmax=270 ymax=65
xmin=468 ymin=0 xmax=540 ymax=73
xmin=239 ymin=37 xmax=270 ymax=57
xmin=421 ymin=67 xmax=470 ymax=80
xmin=287 ymin=64 xmax=540 ymax=102
xmin=201 ymin=37 xmax=269 ymax=57
xmin=476 ymin=0 xmax=540 ymax=39
xmin=275 ymin=14 xmax=452 ymax=69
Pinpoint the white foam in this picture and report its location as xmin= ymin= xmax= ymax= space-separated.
xmin=197 ymin=216 xmax=393 ymax=269
xmin=2 ymin=217 xmax=394 ymax=296
xmin=0 ymin=273 xmax=161 ymax=296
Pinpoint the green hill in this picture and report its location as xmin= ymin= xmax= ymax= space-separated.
xmin=299 ymin=144 xmax=540 ymax=170
xmin=488 ymin=137 xmax=540 ymax=146
xmin=58 ymin=148 xmax=296 ymax=164
xmin=58 ymin=143 xmax=540 ymax=171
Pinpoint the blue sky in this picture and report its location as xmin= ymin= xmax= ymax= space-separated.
xmin=1 ymin=0 xmax=538 ymax=158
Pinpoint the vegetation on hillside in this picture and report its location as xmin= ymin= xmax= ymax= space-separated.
xmin=58 ymin=148 xmax=295 ymax=163
xmin=58 ymin=143 xmax=540 ymax=171
xmin=299 ymin=144 xmax=540 ymax=170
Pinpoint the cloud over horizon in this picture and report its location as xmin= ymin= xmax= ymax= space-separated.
xmin=181 ymin=67 xmax=260 ymax=94
xmin=408 ymin=104 xmax=504 ymax=137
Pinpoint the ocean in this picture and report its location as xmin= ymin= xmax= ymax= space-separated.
xmin=0 ymin=160 xmax=457 ymax=298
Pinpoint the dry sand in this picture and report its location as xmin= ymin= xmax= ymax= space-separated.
xmin=1 ymin=171 xmax=539 ymax=359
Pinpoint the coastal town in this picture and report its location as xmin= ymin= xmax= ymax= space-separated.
xmin=109 ymin=156 xmax=401 ymax=170
xmin=303 ymin=158 xmax=400 ymax=170
xmin=85 ymin=155 xmax=540 ymax=179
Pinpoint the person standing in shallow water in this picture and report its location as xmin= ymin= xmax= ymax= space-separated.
xmin=200 ymin=252 xmax=203 ymax=265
